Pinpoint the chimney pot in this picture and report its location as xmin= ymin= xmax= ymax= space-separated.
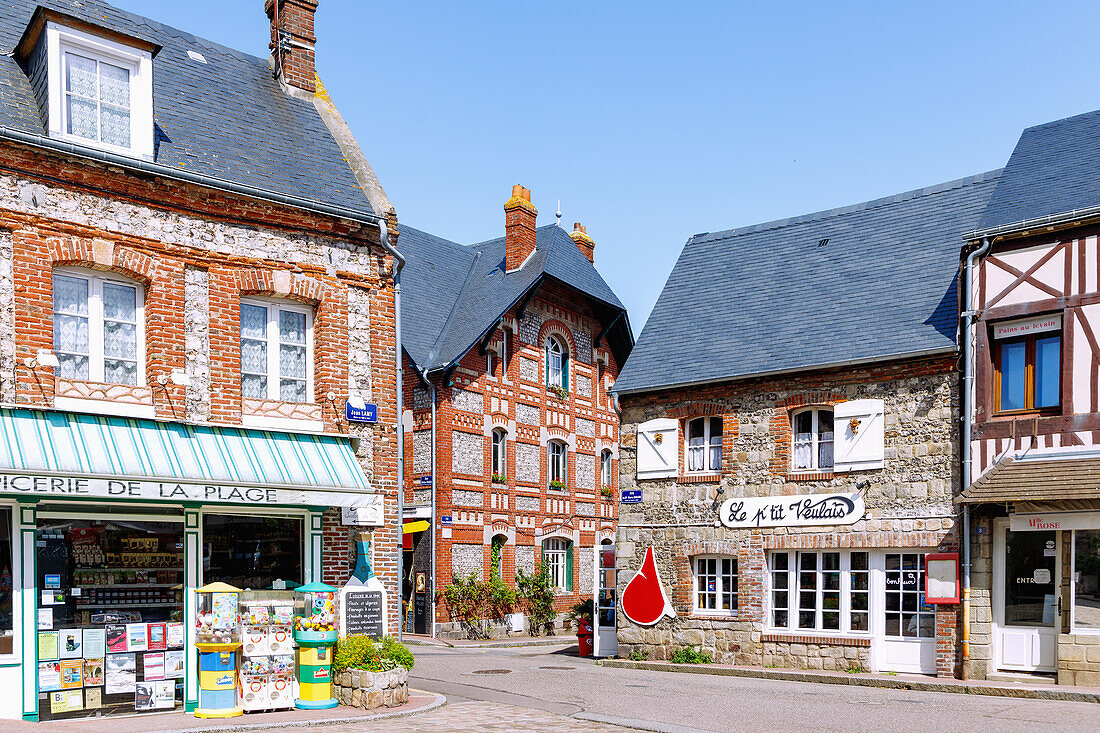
xmin=570 ymin=221 xmax=595 ymax=263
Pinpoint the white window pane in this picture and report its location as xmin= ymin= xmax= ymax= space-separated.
xmin=280 ymin=379 xmax=307 ymax=403
xmin=104 ymin=359 xmax=138 ymax=386
xmin=241 ymin=374 xmax=267 ymax=399
xmin=819 ymin=440 xmax=834 ymax=470
xmin=103 ymin=320 xmax=137 ymax=359
xmin=100 ymin=105 xmax=130 ymax=148
xmin=241 ymin=339 xmax=267 ymax=376
xmin=709 ymin=445 xmax=722 ymax=471
xmin=240 ymin=305 xmax=268 ymax=340
xmin=54 ymin=275 xmax=89 ymax=315
xmin=793 ymin=440 xmax=812 ymax=470
xmin=102 ymin=283 xmax=136 ymax=321
xmin=280 ymin=343 xmax=307 ymax=380
xmin=99 ymin=62 xmax=130 ymax=108
xmin=794 ymin=411 xmax=812 ymax=434
xmin=66 ymin=95 xmax=97 ymax=140
xmin=54 ymin=315 xmax=89 ymax=356
xmin=57 ymin=354 xmax=89 ymax=381
xmin=65 ymin=53 xmax=97 ymax=97
xmin=279 ymin=310 xmax=306 ymax=345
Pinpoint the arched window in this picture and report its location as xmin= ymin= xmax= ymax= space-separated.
xmin=491 ymin=428 xmax=507 ymax=481
xmin=543 ymin=537 xmax=573 ymax=591
xmin=53 ymin=269 xmax=145 ymax=385
xmin=546 ymin=335 xmax=568 ymax=391
xmin=490 ymin=534 xmax=507 ymax=581
xmin=792 ymin=408 xmax=834 ymax=471
xmin=686 ymin=417 xmax=722 ymax=472
xmin=600 ymin=449 xmax=613 ymax=490
xmin=548 ymin=440 xmax=568 ymax=490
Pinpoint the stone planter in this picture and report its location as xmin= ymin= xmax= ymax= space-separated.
xmin=333 ymin=666 xmax=409 ymax=709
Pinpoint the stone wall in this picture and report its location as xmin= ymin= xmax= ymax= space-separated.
xmin=333 ymin=667 xmax=409 ymax=710
xmin=452 ymin=543 xmax=483 ymax=579
xmin=1058 ymin=634 xmax=1100 ymax=686
xmin=616 ymin=356 xmax=960 ymax=672
xmin=452 ymin=431 xmax=483 ymax=476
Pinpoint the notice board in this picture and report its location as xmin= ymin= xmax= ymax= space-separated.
xmin=343 ymin=590 xmax=384 ymax=639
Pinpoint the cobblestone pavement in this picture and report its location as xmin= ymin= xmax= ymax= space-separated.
xmin=279 ymin=701 xmax=631 ymax=732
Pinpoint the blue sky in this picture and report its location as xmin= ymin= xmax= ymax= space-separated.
xmin=115 ymin=0 xmax=1100 ymax=333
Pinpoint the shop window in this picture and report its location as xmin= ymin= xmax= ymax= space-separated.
xmin=792 ymin=408 xmax=833 ymax=471
xmin=202 ymin=514 xmax=303 ymax=590
xmin=600 ymin=449 xmax=613 ymax=491
xmin=1073 ymin=530 xmax=1100 ymax=633
xmin=240 ymin=299 xmax=313 ymax=404
xmin=548 ymin=439 xmax=568 ymax=490
xmin=0 ymin=507 xmax=11 ymax=655
xmin=770 ymin=550 xmax=869 ymax=633
xmin=490 ymin=534 xmax=506 ymax=582
xmin=543 ymin=537 xmax=573 ymax=591
xmin=492 ymin=428 xmax=507 ymax=481
xmin=546 ymin=336 xmax=568 ymax=391
xmin=686 ymin=417 xmax=722 ymax=472
xmin=884 ymin=552 xmax=933 ymax=638
xmin=53 ymin=270 xmax=144 ymax=385
xmin=995 ymin=333 xmax=1061 ymax=413
xmin=693 ymin=556 xmax=737 ymax=615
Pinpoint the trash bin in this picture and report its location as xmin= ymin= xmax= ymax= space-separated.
xmin=577 ymin=618 xmax=593 ymax=657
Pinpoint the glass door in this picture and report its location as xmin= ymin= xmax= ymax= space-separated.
xmin=994 ymin=522 xmax=1058 ymax=671
xmin=593 ymin=541 xmax=617 ymax=658
xmin=880 ymin=551 xmax=936 ymax=673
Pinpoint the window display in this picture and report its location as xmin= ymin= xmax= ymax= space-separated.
xmin=203 ymin=515 xmax=303 ymax=590
xmin=35 ymin=517 xmax=184 ymax=720
xmin=1074 ymin=529 xmax=1100 ymax=631
xmin=0 ymin=507 xmax=12 ymax=655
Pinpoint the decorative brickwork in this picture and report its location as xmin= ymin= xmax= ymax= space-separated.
xmin=57 ymin=380 xmax=152 ymax=405
xmin=242 ymin=397 xmax=323 ymax=422
xmin=575 ymin=374 xmax=592 ymax=398
xmin=519 ymin=356 xmax=539 ymax=382
xmin=452 ymin=431 xmax=484 ymax=476
xmin=576 ymin=453 xmax=596 ymax=491
xmin=452 ymin=387 xmax=482 ymax=413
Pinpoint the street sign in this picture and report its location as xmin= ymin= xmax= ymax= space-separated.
xmin=419 ymin=475 xmax=432 ymax=486
xmin=621 ymin=489 xmax=642 ymax=504
xmin=345 ymin=402 xmax=378 ymax=423
xmin=440 ymin=515 xmax=452 ymax=527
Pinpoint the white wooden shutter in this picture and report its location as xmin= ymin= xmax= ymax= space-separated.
xmin=636 ymin=418 xmax=678 ymax=479
xmin=833 ymin=399 xmax=885 ymax=472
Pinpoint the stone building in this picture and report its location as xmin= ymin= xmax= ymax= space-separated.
xmin=611 ymin=172 xmax=999 ymax=675
xmin=0 ymin=0 xmax=400 ymax=721
xmin=398 ymin=186 xmax=632 ymax=637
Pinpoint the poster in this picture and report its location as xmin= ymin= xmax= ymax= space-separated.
xmin=85 ymin=688 xmax=102 ymax=710
xmin=38 ymin=661 xmax=61 ymax=692
xmin=164 ymin=650 xmax=185 ymax=679
xmin=152 ymin=680 xmax=175 ymax=709
xmin=60 ymin=659 xmax=83 ymax=689
xmin=166 ymin=622 xmax=184 ymax=649
xmin=126 ymin=623 xmax=148 ymax=652
xmin=106 ymin=625 xmax=127 ymax=653
xmin=147 ymin=623 xmax=167 ymax=651
xmin=83 ymin=628 xmax=106 ymax=659
xmin=37 ymin=631 xmax=59 ymax=661
xmin=135 ymin=682 xmax=154 ymax=712
xmin=44 ymin=574 xmax=61 ymax=589
xmin=50 ymin=690 xmax=83 ymax=714
xmin=59 ymin=629 xmax=82 ymax=659
xmin=83 ymin=658 xmax=104 ymax=686
xmin=37 ymin=608 xmax=53 ymax=630
xmin=105 ymin=654 xmax=136 ymax=695
xmin=143 ymin=652 xmax=165 ymax=681
xmin=41 ymin=590 xmax=65 ymax=605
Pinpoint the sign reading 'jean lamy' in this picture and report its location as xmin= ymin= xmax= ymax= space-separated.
xmin=718 ymin=492 xmax=865 ymax=529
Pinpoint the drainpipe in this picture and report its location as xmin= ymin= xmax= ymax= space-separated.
xmin=961 ymin=236 xmax=991 ymax=679
xmin=384 ymin=218 xmax=407 ymax=643
xmin=428 ymin=379 xmax=438 ymax=638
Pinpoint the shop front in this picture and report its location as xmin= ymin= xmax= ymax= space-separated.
xmin=0 ymin=408 xmax=383 ymax=721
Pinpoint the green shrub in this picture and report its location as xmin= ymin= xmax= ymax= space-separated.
xmin=442 ymin=574 xmax=517 ymax=639
xmin=629 ymin=647 xmax=649 ymax=661
xmin=333 ymin=635 xmax=414 ymax=673
xmin=670 ymin=647 xmax=713 ymax=664
xmin=516 ymin=561 xmax=556 ymax=636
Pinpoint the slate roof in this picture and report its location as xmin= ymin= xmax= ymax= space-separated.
xmin=400 ymin=223 xmax=631 ymax=374
xmin=0 ymin=0 xmax=373 ymax=217
xmin=978 ymin=109 xmax=1100 ymax=233
xmin=957 ymin=456 xmax=1100 ymax=504
xmin=613 ymin=171 xmax=1001 ymax=395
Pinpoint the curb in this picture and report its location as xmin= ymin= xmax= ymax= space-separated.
xmin=598 ymin=660 xmax=1100 ymax=704
xmin=406 ymin=636 xmax=576 ymax=649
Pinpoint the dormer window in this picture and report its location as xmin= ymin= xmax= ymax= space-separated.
xmin=42 ymin=23 xmax=154 ymax=157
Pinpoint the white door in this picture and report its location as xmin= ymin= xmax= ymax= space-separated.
xmin=593 ymin=541 xmax=617 ymax=658
xmin=878 ymin=551 xmax=937 ymax=674
xmin=993 ymin=520 xmax=1058 ymax=672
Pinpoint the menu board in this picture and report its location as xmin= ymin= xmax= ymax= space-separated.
xmin=342 ymin=590 xmax=384 ymax=639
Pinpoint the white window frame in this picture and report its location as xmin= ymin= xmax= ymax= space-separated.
xmin=546 ymin=336 xmax=567 ymax=390
xmin=543 ymin=537 xmax=569 ymax=590
xmin=45 ymin=22 xmax=155 ymax=157
xmin=0 ymin=503 xmax=19 ymax=665
xmin=792 ymin=407 xmax=834 ymax=472
xmin=492 ymin=428 xmax=507 ymax=479
xmin=600 ymin=449 xmax=613 ymax=488
xmin=1071 ymin=529 xmax=1100 ymax=635
xmin=693 ymin=555 xmax=738 ymax=616
xmin=768 ymin=550 xmax=871 ymax=635
xmin=685 ymin=416 xmax=722 ymax=473
xmin=240 ymin=297 xmax=315 ymax=404
xmin=486 ymin=350 xmax=495 ymax=379
xmin=52 ymin=268 xmax=146 ymax=386
xmin=548 ymin=440 xmax=568 ymax=490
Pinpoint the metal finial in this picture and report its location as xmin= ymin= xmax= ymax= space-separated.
xmin=556 ymin=199 xmax=562 ymax=226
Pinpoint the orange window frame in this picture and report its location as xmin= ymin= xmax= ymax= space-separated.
xmin=992 ymin=332 xmax=1061 ymax=415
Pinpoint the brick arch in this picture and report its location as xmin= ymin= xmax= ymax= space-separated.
xmin=537 ymin=318 xmax=576 ymax=355
xmin=49 ymin=236 xmax=157 ymax=284
xmin=778 ymin=392 xmax=847 ymax=410
xmin=489 ymin=414 xmax=509 ymax=430
xmin=667 ymin=401 xmax=730 ymax=420
xmin=547 ymin=426 xmax=570 ymax=441
xmin=235 ymin=268 xmax=332 ymax=305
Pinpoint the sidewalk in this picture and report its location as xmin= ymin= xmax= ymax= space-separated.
xmin=599 ymin=659 xmax=1100 ymax=703
xmin=403 ymin=633 xmax=576 ymax=649
xmin=6 ymin=690 xmax=445 ymax=732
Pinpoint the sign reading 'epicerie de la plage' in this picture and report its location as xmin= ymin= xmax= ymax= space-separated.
xmin=718 ymin=492 xmax=865 ymax=529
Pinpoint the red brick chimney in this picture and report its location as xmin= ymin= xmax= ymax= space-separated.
xmin=505 ymin=185 xmax=538 ymax=271
xmin=570 ymin=222 xmax=595 ymax=263
xmin=265 ymin=0 xmax=318 ymax=93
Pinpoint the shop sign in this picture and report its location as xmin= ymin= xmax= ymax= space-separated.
xmin=992 ymin=314 xmax=1061 ymax=340
xmin=0 ymin=473 xmax=381 ymax=510
xmin=718 ymin=492 xmax=864 ymax=529
xmin=340 ymin=495 xmax=384 ymax=527
xmin=345 ymin=402 xmax=378 ymax=423
xmin=620 ymin=489 xmax=642 ymax=504
xmin=1010 ymin=510 xmax=1100 ymax=532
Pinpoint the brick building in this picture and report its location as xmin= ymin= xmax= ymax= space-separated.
xmin=0 ymin=0 xmax=400 ymax=721
xmin=398 ymin=186 xmax=632 ymax=636
xmin=611 ymin=172 xmax=999 ymax=676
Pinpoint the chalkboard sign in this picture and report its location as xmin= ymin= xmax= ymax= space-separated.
xmin=343 ymin=591 xmax=384 ymax=639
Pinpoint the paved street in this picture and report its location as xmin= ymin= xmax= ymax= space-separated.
xmin=394 ymin=643 xmax=1100 ymax=733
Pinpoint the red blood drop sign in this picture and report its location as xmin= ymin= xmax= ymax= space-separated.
xmin=621 ymin=546 xmax=676 ymax=626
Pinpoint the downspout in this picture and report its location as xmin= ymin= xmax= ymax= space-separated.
xmin=383 ymin=218 xmax=408 ymax=643
xmin=961 ymin=236 xmax=991 ymax=678
xmin=428 ymin=378 xmax=437 ymax=638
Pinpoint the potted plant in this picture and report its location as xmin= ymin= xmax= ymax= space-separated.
xmin=491 ymin=473 xmax=507 ymax=485
xmin=548 ymin=384 xmax=569 ymax=401
xmin=600 ymin=485 xmax=613 ymax=499
xmin=549 ymin=479 xmax=567 ymax=491
xmin=569 ymin=598 xmax=594 ymax=657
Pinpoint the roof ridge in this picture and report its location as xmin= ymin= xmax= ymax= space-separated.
xmin=688 ymin=169 xmax=1002 ymax=245
xmin=1021 ymin=106 xmax=1100 ymax=135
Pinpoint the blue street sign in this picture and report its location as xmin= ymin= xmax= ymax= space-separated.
xmin=345 ymin=402 xmax=378 ymax=423
xmin=419 ymin=475 xmax=432 ymax=486
xmin=974 ymin=527 xmax=989 ymax=535
xmin=441 ymin=515 xmax=452 ymax=527
xmin=621 ymin=489 xmax=642 ymax=504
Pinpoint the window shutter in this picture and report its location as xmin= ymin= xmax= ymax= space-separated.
xmin=563 ymin=350 xmax=569 ymax=391
xmin=833 ymin=399 xmax=885 ymax=472
xmin=545 ymin=346 xmax=550 ymax=388
xmin=636 ymin=418 xmax=678 ymax=479
xmin=566 ymin=542 xmax=574 ymax=592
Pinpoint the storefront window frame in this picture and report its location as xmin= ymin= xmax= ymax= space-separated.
xmin=197 ymin=507 xmax=309 ymax=589
xmin=0 ymin=502 xmax=18 ymax=665
xmin=1072 ymin=528 xmax=1100 ymax=635
xmin=768 ymin=550 xmax=871 ymax=636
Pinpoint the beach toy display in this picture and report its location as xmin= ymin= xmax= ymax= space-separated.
xmin=239 ymin=591 xmax=297 ymax=712
xmin=293 ymin=582 xmax=338 ymax=709
xmin=193 ymin=583 xmax=243 ymax=719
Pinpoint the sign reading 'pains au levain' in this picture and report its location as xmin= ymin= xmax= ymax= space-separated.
xmin=718 ymin=492 xmax=865 ymax=529
xmin=620 ymin=547 xmax=676 ymax=626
